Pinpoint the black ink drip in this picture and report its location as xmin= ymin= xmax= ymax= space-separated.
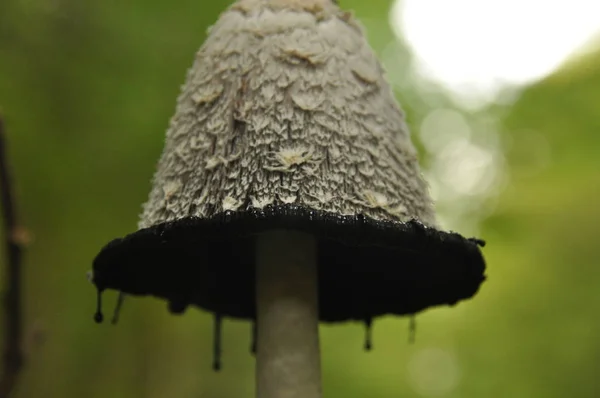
xmin=251 ymin=320 xmax=257 ymax=355
xmin=94 ymin=289 xmax=104 ymax=323
xmin=364 ymin=317 xmax=373 ymax=351
xmin=213 ymin=313 xmax=222 ymax=371
xmin=469 ymin=237 xmax=486 ymax=247
xmin=168 ymin=297 xmax=189 ymax=314
xmin=111 ymin=293 xmax=125 ymax=325
xmin=409 ymin=316 xmax=416 ymax=344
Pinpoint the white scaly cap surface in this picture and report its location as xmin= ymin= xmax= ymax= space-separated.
xmin=140 ymin=0 xmax=436 ymax=229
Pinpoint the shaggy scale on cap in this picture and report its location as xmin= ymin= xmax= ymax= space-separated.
xmin=90 ymin=0 xmax=486 ymax=361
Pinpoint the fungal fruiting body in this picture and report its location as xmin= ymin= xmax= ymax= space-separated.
xmin=90 ymin=0 xmax=486 ymax=371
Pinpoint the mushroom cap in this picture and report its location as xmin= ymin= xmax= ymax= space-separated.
xmin=91 ymin=0 xmax=486 ymax=322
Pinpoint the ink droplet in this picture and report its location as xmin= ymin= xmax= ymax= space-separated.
xmin=168 ymin=297 xmax=188 ymax=314
xmin=94 ymin=289 xmax=104 ymax=324
xmin=364 ymin=317 xmax=373 ymax=351
xmin=213 ymin=362 xmax=221 ymax=371
xmin=409 ymin=316 xmax=416 ymax=344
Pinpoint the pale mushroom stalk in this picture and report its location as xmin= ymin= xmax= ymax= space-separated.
xmin=256 ymin=230 xmax=321 ymax=398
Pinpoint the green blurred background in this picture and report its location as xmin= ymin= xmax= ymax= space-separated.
xmin=1 ymin=0 xmax=599 ymax=397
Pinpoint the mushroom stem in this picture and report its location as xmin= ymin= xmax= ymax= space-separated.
xmin=255 ymin=230 xmax=321 ymax=398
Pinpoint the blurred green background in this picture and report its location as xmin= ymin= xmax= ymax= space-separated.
xmin=1 ymin=0 xmax=599 ymax=397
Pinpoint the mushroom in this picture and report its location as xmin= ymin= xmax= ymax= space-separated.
xmin=89 ymin=0 xmax=486 ymax=397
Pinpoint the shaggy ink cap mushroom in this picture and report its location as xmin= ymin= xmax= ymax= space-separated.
xmin=90 ymin=0 xmax=486 ymax=366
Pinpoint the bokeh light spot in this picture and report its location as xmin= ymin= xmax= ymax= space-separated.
xmin=392 ymin=0 xmax=600 ymax=107
xmin=408 ymin=347 xmax=461 ymax=396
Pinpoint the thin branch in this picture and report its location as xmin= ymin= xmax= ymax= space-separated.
xmin=0 ymin=113 xmax=25 ymax=398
